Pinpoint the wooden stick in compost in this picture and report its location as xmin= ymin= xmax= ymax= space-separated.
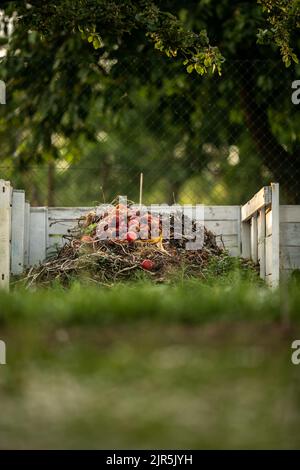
xmin=139 ymin=172 xmax=143 ymax=206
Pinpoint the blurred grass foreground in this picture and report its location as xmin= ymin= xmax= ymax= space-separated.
xmin=1 ymin=279 xmax=300 ymax=449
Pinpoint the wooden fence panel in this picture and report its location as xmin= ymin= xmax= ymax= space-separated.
xmin=8 ymin=182 xmax=300 ymax=287
xmin=279 ymin=205 xmax=300 ymax=276
xmin=23 ymin=202 xmax=30 ymax=267
xmin=0 ymin=180 xmax=11 ymax=290
xmin=29 ymin=208 xmax=48 ymax=266
xmin=241 ymin=183 xmax=280 ymax=287
xmin=11 ymin=190 xmax=25 ymax=275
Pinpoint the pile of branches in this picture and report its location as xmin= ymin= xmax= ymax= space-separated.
xmin=25 ymin=203 xmax=226 ymax=287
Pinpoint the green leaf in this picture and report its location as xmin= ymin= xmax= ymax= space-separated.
xmin=195 ymin=63 xmax=204 ymax=74
xmin=187 ymin=64 xmax=194 ymax=73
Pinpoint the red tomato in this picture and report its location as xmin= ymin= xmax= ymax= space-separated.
xmin=141 ymin=259 xmax=155 ymax=271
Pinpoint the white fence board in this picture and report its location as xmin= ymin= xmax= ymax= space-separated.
xmin=265 ymin=273 xmax=273 ymax=286
xmin=266 ymin=210 xmax=272 ymax=237
xmin=215 ymin=235 xmax=238 ymax=248
xmin=250 ymin=215 xmax=258 ymax=263
xmin=271 ymin=183 xmax=280 ymax=287
xmin=265 ymin=236 xmax=273 ymax=276
xmin=29 ymin=208 xmax=48 ymax=266
xmin=48 ymin=207 xmax=92 ymax=220
xmin=280 ymin=206 xmax=300 ymax=223
xmin=258 ymin=207 xmax=266 ymax=279
xmin=48 ymin=206 xmax=240 ymax=222
xmin=204 ymin=206 xmax=240 ymax=221
xmin=23 ymin=202 xmax=30 ymax=267
xmin=241 ymin=221 xmax=251 ymax=259
xmin=11 ymin=190 xmax=25 ymax=275
xmin=8 ymin=183 xmax=300 ymax=285
xmin=280 ymin=223 xmax=300 ymax=246
xmin=0 ymin=180 xmax=11 ymax=289
xmin=48 ymin=220 xmax=79 ymax=236
xmin=280 ymin=246 xmax=300 ymax=271
xmin=46 ymin=208 xmax=240 ymax=251
xmin=241 ymin=186 xmax=271 ymax=222
xmin=204 ymin=220 xmax=238 ymax=236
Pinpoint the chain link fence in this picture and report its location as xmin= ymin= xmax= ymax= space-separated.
xmin=0 ymin=57 xmax=299 ymax=206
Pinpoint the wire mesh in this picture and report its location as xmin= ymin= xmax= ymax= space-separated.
xmin=0 ymin=57 xmax=299 ymax=206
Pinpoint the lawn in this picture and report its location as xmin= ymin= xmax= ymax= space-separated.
xmin=0 ymin=279 xmax=300 ymax=449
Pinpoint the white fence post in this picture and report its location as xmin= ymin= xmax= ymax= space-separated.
xmin=29 ymin=207 xmax=48 ymax=266
xmin=241 ymin=184 xmax=279 ymax=285
xmin=270 ymin=183 xmax=280 ymax=288
xmin=24 ymin=202 xmax=30 ymax=267
xmin=11 ymin=189 xmax=26 ymax=275
xmin=250 ymin=214 xmax=258 ymax=264
xmin=0 ymin=180 xmax=12 ymax=290
xmin=258 ymin=206 xmax=266 ymax=280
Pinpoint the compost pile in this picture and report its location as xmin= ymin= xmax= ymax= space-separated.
xmin=25 ymin=201 xmax=226 ymax=287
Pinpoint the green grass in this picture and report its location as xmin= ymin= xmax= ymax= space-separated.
xmin=0 ymin=277 xmax=300 ymax=448
xmin=1 ymin=277 xmax=300 ymax=326
xmin=1 ymin=321 xmax=300 ymax=449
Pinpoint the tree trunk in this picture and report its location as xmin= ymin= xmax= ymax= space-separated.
xmin=240 ymin=72 xmax=300 ymax=204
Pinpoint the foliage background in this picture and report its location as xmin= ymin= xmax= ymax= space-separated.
xmin=0 ymin=1 xmax=300 ymax=206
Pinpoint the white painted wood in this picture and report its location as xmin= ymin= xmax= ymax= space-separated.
xmin=241 ymin=221 xmax=251 ymax=258
xmin=280 ymin=223 xmax=300 ymax=246
xmin=48 ymin=220 xmax=79 ymax=236
xmin=250 ymin=214 xmax=258 ymax=263
xmin=29 ymin=208 xmax=48 ymax=266
xmin=11 ymin=190 xmax=25 ymax=275
xmin=271 ymin=183 xmax=280 ymax=287
xmin=241 ymin=186 xmax=271 ymax=222
xmin=48 ymin=207 xmax=92 ymax=220
xmin=258 ymin=207 xmax=266 ymax=279
xmin=265 ymin=235 xmax=273 ymax=276
xmin=266 ymin=209 xmax=272 ymax=237
xmin=0 ymin=180 xmax=11 ymax=290
xmin=280 ymin=246 xmax=300 ymax=270
xmin=47 ymin=208 xmax=240 ymax=249
xmin=237 ymin=205 xmax=241 ymax=256
xmin=204 ymin=206 xmax=240 ymax=221
xmin=215 ymin=234 xmax=239 ymax=248
xmin=224 ymin=246 xmax=240 ymax=257
xmin=265 ymin=273 xmax=273 ymax=287
xmin=23 ymin=202 xmax=30 ymax=267
xmin=280 ymin=206 xmax=300 ymax=223
xmin=257 ymin=210 xmax=261 ymax=259
xmin=48 ymin=207 xmax=101 ymax=244
xmin=204 ymin=220 xmax=238 ymax=236
xmin=48 ymin=206 xmax=240 ymax=222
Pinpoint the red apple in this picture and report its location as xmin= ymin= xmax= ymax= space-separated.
xmin=126 ymin=231 xmax=138 ymax=242
xmin=81 ymin=235 xmax=93 ymax=243
xmin=141 ymin=259 xmax=155 ymax=271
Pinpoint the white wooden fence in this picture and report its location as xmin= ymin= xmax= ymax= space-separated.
xmin=1 ymin=180 xmax=300 ymax=289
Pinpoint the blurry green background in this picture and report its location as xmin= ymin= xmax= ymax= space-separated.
xmin=1 ymin=280 xmax=300 ymax=449
xmin=0 ymin=2 xmax=300 ymax=206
